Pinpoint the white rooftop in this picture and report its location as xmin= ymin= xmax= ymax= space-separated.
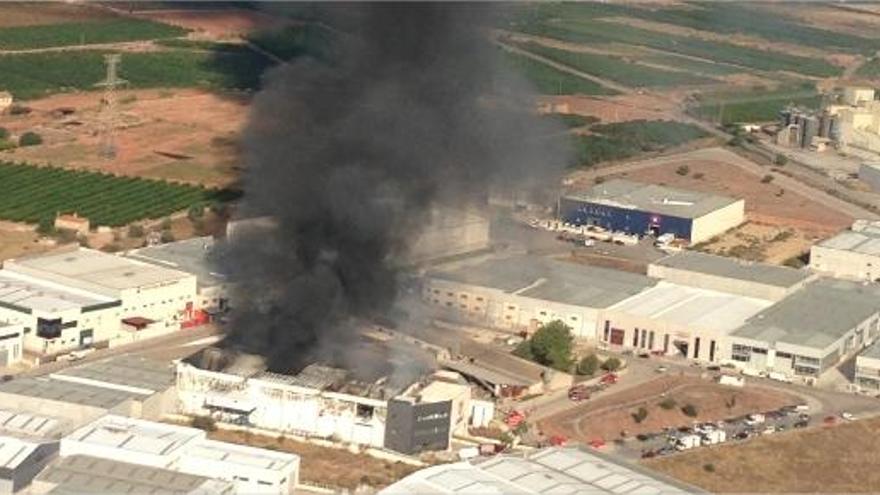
xmin=185 ymin=439 xmax=299 ymax=472
xmin=5 ymin=248 xmax=193 ymax=297
xmin=0 ymin=270 xmax=116 ymax=314
xmin=0 ymin=435 xmax=46 ymax=469
xmin=64 ymin=415 xmax=203 ymax=458
xmin=818 ymin=230 xmax=880 ymax=256
xmin=0 ymin=408 xmax=64 ymax=439
xmin=381 ymin=447 xmax=697 ymax=494
xmin=608 ymin=281 xmax=773 ymax=334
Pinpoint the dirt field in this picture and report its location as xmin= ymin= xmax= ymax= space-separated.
xmin=0 ymin=222 xmax=52 ymax=261
xmin=2 ymin=88 xmax=248 ymax=187
xmin=0 ymin=2 xmax=113 ymax=27
xmin=135 ymin=8 xmax=290 ymax=39
xmin=645 ymin=416 xmax=880 ymax=493
xmin=693 ymin=221 xmax=813 ymax=264
xmin=539 ymin=376 xmax=799 ymax=442
xmin=208 ymin=429 xmax=419 ymax=491
xmin=539 ymin=93 xmax=680 ymax=123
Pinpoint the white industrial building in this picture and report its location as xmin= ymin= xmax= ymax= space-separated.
xmin=599 ymin=281 xmax=774 ymax=362
xmin=0 ymin=355 xmax=176 ymax=424
xmin=0 ymin=324 xmax=23 ymax=368
xmin=425 ymin=255 xmax=656 ymax=338
xmin=810 ymin=220 xmax=880 ymax=281
xmin=32 ymin=455 xmax=235 ymax=495
xmin=648 ymin=251 xmax=814 ymax=301
xmin=727 ymin=278 xmax=880 ymax=380
xmin=176 ymin=345 xmax=477 ymax=454
xmin=381 ymin=446 xmax=700 ymax=494
xmin=125 ymin=236 xmax=229 ymax=319
xmin=0 ymin=436 xmax=58 ymax=494
xmin=856 ymin=341 xmax=880 ymax=392
xmin=59 ymin=415 xmax=299 ymax=495
xmin=0 ymin=248 xmax=200 ymax=359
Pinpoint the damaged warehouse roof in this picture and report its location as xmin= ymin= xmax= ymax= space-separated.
xmin=429 ymin=255 xmax=656 ymax=308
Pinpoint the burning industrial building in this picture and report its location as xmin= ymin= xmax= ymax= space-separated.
xmin=213 ymin=4 xmax=570 ymax=375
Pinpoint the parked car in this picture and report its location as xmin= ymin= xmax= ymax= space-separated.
xmin=841 ymin=412 xmax=856 ymax=421
xmin=641 ymin=450 xmax=657 ymax=459
xmin=706 ymin=365 xmax=721 ymax=372
xmin=568 ymin=385 xmax=590 ymax=402
xmin=655 ymin=365 xmax=668 ymax=373
xmin=734 ymin=431 xmax=750 ymax=440
xmin=793 ymin=420 xmax=809 ymax=429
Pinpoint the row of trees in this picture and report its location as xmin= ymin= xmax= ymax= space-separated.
xmin=513 ymin=320 xmax=621 ymax=375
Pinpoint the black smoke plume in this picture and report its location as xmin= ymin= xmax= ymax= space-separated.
xmin=217 ymin=4 xmax=570 ymax=373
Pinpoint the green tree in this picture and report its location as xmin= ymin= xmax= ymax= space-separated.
xmin=18 ymin=131 xmax=42 ymax=147
xmin=659 ymin=397 xmax=677 ymax=410
xmin=0 ymin=127 xmax=8 ymax=140
xmin=631 ymin=407 xmax=648 ymax=424
xmin=187 ymin=204 xmax=204 ymax=221
xmin=128 ymin=224 xmax=145 ymax=238
xmin=160 ymin=217 xmax=172 ymax=231
xmin=774 ymin=153 xmax=788 ymax=166
xmin=191 ymin=415 xmax=217 ymax=432
xmin=577 ymin=354 xmax=601 ymax=376
xmin=528 ymin=320 xmax=574 ymax=371
xmin=512 ymin=339 xmax=534 ymax=361
xmin=601 ymin=357 xmax=622 ymax=372
xmin=36 ymin=215 xmax=54 ymax=236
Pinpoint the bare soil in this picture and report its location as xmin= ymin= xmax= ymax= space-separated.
xmin=1 ymin=88 xmax=248 ymax=187
xmin=0 ymin=222 xmax=52 ymax=261
xmin=135 ymin=8 xmax=292 ymax=40
xmin=208 ymin=429 xmax=420 ymax=491
xmin=693 ymin=221 xmax=813 ymax=265
xmin=645 ymin=416 xmax=880 ymax=493
xmin=539 ymin=376 xmax=799 ymax=442
xmin=538 ymin=93 xmax=680 ymax=124
xmin=0 ymin=2 xmax=114 ymax=27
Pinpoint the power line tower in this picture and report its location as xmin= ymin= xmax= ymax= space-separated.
xmin=95 ymin=54 xmax=126 ymax=159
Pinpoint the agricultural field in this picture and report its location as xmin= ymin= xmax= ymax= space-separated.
xmin=500 ymin=49 xmax=617 ymax=96
xmin=856 ymin=58 xmax=880 ymax=79
xmin=0 ymin=161 xmax=235 ymax=226
xmin=688 ymin=84 xmax=822 ymax=125
xmin=506 ymin=6 xmax=843 ymax=78
xmin=247 ymin=24 xmax=335 ymax=61
xmin=641 ymin=54 xmax=742 ymax=77
xmin=571 ymin=120 xmax=709 ymax=167
xmin=0 ymin=18 xmax=187 ymax=50
xmin=0 ymin=44 xmax=274 ymax=99
xmin=509 ymin=40 xmax=718 ymax=88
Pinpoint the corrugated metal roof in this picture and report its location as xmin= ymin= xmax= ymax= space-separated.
xmin=652 ymin=251 xmax=810 ymax=288
xmin=429 ymin=255 xmax=656 ymax=308
xmin=0 ymin=435 xmax=44 ymax=469
xmin=38 ymin=455 xmax=231 ymax=495
xmin=609 ymin=282 xmax=773 ymax=334
xmin=64 ymin=415 xmax=203 ymax=457
xmin=125 ymin=237 xmax=226 ymax=289
xmin=564 ymin=179 xmax=739 ymax=219
xmin=184 ymin=439 xmax=298 ymax=472
xmin=380 ymin=447 xmax=700 ymax=494
xmin=732 ymin=278 xmax=880 ymax=350
xmin=51 ymin=355 xmax=175 ymax=395
xmin=0 ymin=377 xmax=141 ymax=409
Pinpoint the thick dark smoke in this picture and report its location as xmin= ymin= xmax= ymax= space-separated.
xmin=217 ymin=4 xmax=570 ymax=373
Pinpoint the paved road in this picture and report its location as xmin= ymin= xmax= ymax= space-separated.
xmin=21 ymin=325 xmax=221 ymax=378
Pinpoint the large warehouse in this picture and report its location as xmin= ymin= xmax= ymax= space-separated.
xmin=381 ymin=446 xmax=700 ymax=494
xmin=810 ymin=220 xmax=880 ymax=281
xmin=425 ymin=255 xmax=656 ymax=338
xmin=727 ymin=278 xmax=880 ymax=381
xmin=0 ymin=248 xmax=199 ymax=359
xmin=559 ymin=179 xmax=744 ymax=244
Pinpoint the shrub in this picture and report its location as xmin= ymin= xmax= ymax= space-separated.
xmin=761 ymin=174 xmax=774 ymax=183
xmin=518 ymin=320 xmax=574 ymax=371
xmin=577 ymin=354 xmax=601 ymax=376
xmin=191 ymin=415 xmax=217 ymax=432
xmin=0 ymin=140 xmax=15 ymax=151
xmin=36 ymin=215 xmax=54 ymax=236
xmin=631 ymin=407 xmax=649 ymax=423
xmin=187 ymin=204 xmax=204 ymax=221
xmin=160 ymin=230 xmax=175 ymax=243
xmin=682 ymin=404 xmax=699 ymax=417
xmin=160 ymin=217 xmax=172 ymax=231
xmin=0 ymin=127 xmax=7 ymax=140
xmin=703 ymin=463 xmax=716 ymax=473
xmin=18 ymin=131 xmax=42 ymax=147
xmin=676 ymin=165 xmax=690 ymax=176
xmin=601 ymin=357 xmax=622 ymax=372
xmin=774 ymin=154 xmax=788 ymax=166
xmin=128 ymin=224 xmax=145 ymax=238
xmin=659 ymin=397 xmax=677 ymax=410
xmin=9 ymin=104 xmax=30 ymax=115
xmin=693 ymin=172 xmax=705 ymax=180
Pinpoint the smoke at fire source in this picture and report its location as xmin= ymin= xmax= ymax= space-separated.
xmin=215 ymin=4 xmax=571 ymax=374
